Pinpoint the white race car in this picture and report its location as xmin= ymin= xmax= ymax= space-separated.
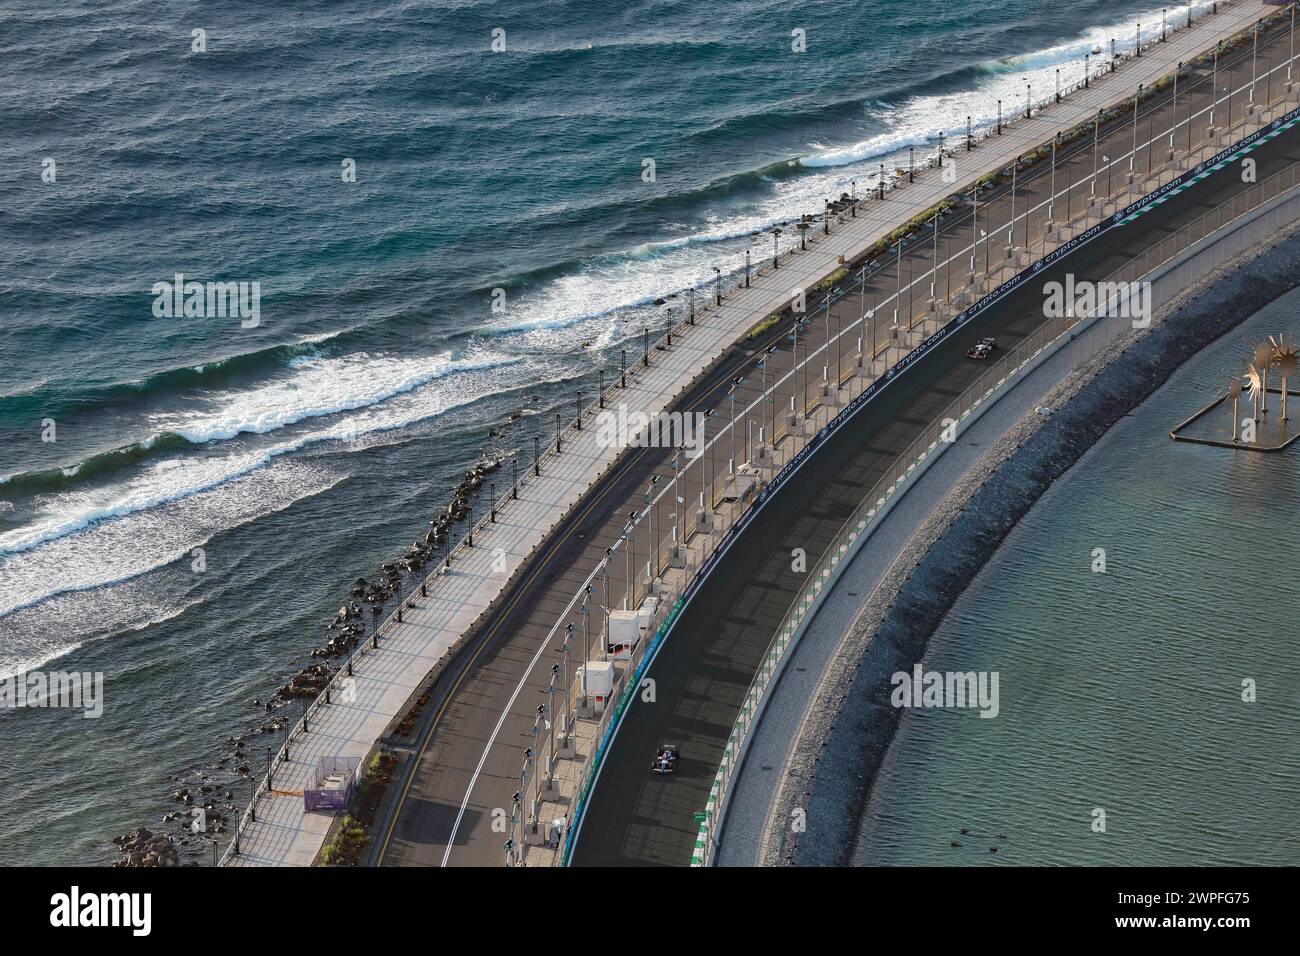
xmin=651 ymin=744 xmax=679 ymax=774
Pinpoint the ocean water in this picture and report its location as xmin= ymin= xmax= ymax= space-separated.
xmin=0 ymin=0 xmax=1203 ymax=863
xmin=857 ymin=291 xmax=1300 ymax=867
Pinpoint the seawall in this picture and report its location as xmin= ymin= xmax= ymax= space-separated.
xmin=766 ymin=216 xmax=1300 ymax=867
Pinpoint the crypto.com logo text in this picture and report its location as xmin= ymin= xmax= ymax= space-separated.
xmin=1 ymin=670 xmax=104 ymax=718
xmin=151 ymin=273 xmax=261 ymax=328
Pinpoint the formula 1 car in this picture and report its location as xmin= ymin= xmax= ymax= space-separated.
xmin=651 ymin=744 xmax=679 ymax=774
xmin=966 ymin=336 xmax=996 ymax=360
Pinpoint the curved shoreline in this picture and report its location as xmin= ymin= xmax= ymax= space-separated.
xmin=765 ymin=218 xmax=1300 ymax=867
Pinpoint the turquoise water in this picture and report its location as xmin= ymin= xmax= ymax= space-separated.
xmin=857 ymin=290 xmax=1300 ymax=866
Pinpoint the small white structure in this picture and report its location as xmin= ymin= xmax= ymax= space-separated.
xmin=577 ymin=661 xmax=616 ymax=714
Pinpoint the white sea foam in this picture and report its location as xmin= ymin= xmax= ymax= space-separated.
xmin=0 ymin=461 xmax=344 ymax=622
xmin=802 ymin=2 xmax=1211 ymax=171
xmin=0 ymin=350 xmax=549 ymax=557
xmin=171 ymin=350 xmax=519 ymax=444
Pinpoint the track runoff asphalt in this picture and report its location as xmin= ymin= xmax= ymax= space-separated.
xmin=570 ymin=107 xmax=1300 ymax=868
xmin=379 ymin=26 xmax=1296 ymax=866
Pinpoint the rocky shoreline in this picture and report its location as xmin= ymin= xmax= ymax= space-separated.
xmin=764 ymin=219 xmax=1300 ymax=867
xmin=109 ymin=455 xmax=507 ymax=865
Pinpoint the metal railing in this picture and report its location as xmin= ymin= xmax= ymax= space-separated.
xmin=462 ymin=1 xmax=1300 ymax=865
xmin=693 ymin=146 xmax=1300 ymax=868
xmin=219 ymin=0 xmax=1283 ymax=866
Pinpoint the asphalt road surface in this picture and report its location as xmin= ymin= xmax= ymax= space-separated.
xmin=378 ymin=21 xmax=1297 ymax=867
xmin=570 ymin=105 xmax=1300 ymax=867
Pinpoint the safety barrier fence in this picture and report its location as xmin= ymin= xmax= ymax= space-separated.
xmin=557 ymin=6 xmax=1300 ymax=867
xmin=219 ymin=0 xmax=1282 ymax=865
xmin=691 ymin=140 xmax=1300 ymax=867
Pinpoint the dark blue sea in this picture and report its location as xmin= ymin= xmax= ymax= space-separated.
xmin=0 ymin=0 xmax=1185 ymax=863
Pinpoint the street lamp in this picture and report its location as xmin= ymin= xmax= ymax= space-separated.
xmin=728 ymin=376 xmax=743 ymax=475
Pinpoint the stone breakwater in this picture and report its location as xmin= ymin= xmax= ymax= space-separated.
xmin=764 ymin=220 xmax=1300 ymax=867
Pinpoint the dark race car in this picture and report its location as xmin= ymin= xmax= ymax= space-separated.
xmin=966 ymin=336 xmax=996 ymax=360
xmin=651 ymin=744 xmax=679 ymax=774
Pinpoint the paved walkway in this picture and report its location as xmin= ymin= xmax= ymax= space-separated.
xmin=224 ymin=0 xmax=1271 ymax=866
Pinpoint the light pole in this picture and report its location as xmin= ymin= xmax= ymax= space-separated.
xmin=1250 ymin=21 xmax=1259 ymax=113
xmin=623 ymin=512 xmax=636 ymax=609
xmin=1289 ymin=5 xmax=1296 ymax=87
xmin=1049 ymin=132 xmax=1057 ymax=230
xmin=894 ymin=237 xmax=902 ymax=331
xmin=997 ymin=99 xmax=1002 ymax=134
xmin=931 ymin=212 xmax=940 ymax=307
xmin=1130 ymin=86 xmax=1141 ymax=184
xmin=728 ymin=376 xmax=742 ymax=475
xmin=601 ymin=554 xmax=610 ymax=660
xmin=822 ymin=292 xmax=835 ymax=392
xmin=645 ymin=475 xmax=660 ymax=576
xmin=1210 ymin=41 xmax=1221 ymax=136
xmin=1171 ymin=63 xmax=1180 ymax=155
xmin=858 ymin=264 xmax=868 ymax=340
xmin=1091 ymin=112 xmax=1100 ymax=203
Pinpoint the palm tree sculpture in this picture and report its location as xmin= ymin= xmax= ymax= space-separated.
xmin=1253 ymin=343 xmax=1274 ymax=418
xmin=1243 ymin=361 xmax=1264 ymax=426
xmin=1269 ymin=334 xmax=1298 ymax=422
xmin=1228 ymin=377 xmax=1243 ymax=442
